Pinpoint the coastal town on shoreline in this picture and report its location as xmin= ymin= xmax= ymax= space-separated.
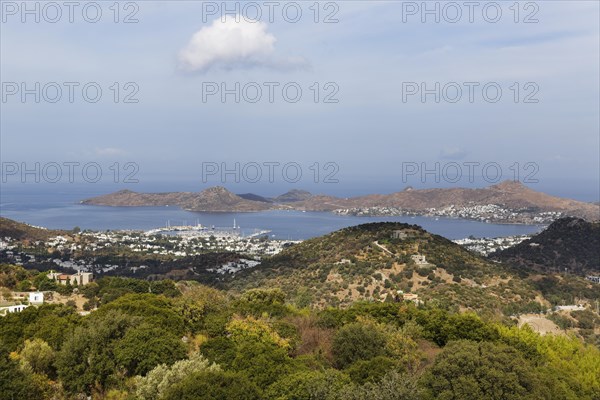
xmin=1 ymin=219 xmax=533 ymax=276
xmin=333 ymin=204 xmax=563 ymax=224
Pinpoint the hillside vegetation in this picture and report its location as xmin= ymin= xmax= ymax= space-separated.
xmin=1 ymin=281 xmax=599 ymax=400
xmin=0 ymin=218 xmax=67 ymax=242
xmin=491 ymin=217 xmax=600 ymax=275
xmin=230 ymin=223 xmax=597 ymax=319
xmin=1 ymin=220 xmax=600 ymax=399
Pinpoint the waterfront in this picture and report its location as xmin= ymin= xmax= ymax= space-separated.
xmin=1 ymin=204 xmax=544 ymax=240
xmin=0 ymin=185 xmax=546 ymax=239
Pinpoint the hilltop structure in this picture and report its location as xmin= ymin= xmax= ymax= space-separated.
xmin=48 ymin=271 xmax=93 ymax=285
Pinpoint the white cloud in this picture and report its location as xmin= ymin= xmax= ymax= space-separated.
xmin=178 ymin=17 xmax=305 ymax=72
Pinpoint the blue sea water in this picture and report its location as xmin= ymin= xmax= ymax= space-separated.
xmin=0 ymin=185 xmax=545 ymax=240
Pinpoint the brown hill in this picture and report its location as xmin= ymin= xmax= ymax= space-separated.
xmin=295 ymin=181 xmax=599 ymax=219
xmin=82 ymin=181 xmax=599 ymax=220
xmin=82 ymin=186 xmax=273 ymax=212
xmin=0 ymin=217 xmax=66 ymax=241
xmin=229 ymin=222 xmax=555 ymax=311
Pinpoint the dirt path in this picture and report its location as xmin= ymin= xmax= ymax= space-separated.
xmin=373 ymin=241 xmax=394 ymax=256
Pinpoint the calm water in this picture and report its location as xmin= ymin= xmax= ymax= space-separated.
xmin=0 ymin=186 xmax=545 ymax=240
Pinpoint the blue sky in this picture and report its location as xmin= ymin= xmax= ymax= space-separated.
xmin=1 ymin=1 xmax=599 ymax=200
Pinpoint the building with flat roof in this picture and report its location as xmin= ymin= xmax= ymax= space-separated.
xmin=411 ymin=254 xmax=428 ymax=265
xmin=48 ymin=271 xmax=93 ymax=286
xmin=29 ymin=292 xmax=44 ymax=305
xmin=0 ymin=304 xmax=29 ymax=316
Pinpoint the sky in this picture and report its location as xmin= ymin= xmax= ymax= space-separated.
xmin=1 ymin=1 xmax=599 ymax=200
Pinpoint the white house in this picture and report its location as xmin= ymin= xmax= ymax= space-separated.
xmin=585 ymin=276 xmax=600 ymax=284
xmin=411 ymin=254 xmax=428 ymax=265
xmin=555 ymin=305 xmax=585 ymax=312
xmin=0 ymin=304 xmax=29 ymax=316
xmin=29 ymin=292 xmax=44 ymax=305
xmin=392 ymin=230 xmax=408 ymax=240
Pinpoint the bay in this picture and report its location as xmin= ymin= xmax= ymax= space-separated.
xmin=1 ymin=187 xmax=544 ymax=240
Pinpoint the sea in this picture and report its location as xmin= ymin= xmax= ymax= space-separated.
xmin=0 ymin=184 xmax=546 ymax=240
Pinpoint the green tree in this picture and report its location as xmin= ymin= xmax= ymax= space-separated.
xmin=114 ymin=323 xmax=187 ymax=376
xmin=55 ymin=310 xmax=136 ymax=394
xmin=161 ymin=370 xmax=261 ymax=400
xmin=0 ymin=264 xmax=31 ymax=289
xmin=200 ymin=337 xmax=237 ymax=367
xmin=332 ymin=319 xmax=387 ymax=368
xmin=23 ymin=305 xmax=80 ymax=350
xmin=230 ymin=339 xmax=292 ymax=388
xmin=33 ymin=274 xmax=57 ymax=291
xmin=415 ymin=308 xmax=449 ymax=346
xmin=174 ymin=283 xmax=228 ymax=333
xmin=18 ymin=338 xmax=55 ymax=376
xmin=345 ymin=356 xmax=399 ymax=385
xmin=339 ymin=371 xmax=423 ymax=400
xmin=16 ymin=279 xmax=32 ymax=292
xmin=135 ymin=353 xmax=220 ymax=400
xmin=235 ymin=288 xmax=290 ymax=318
xmin=56 ymin=280 xmax=73 ymax=296
xmin=0 ymin=304 xmax=79 ymax=353
xmin=442 ymin=312 xmax=498 ymax=343
xmin=266 ymin=369 xmax=351 ymax=400
xmin=0 ymin=354 xmax=48 ymax=400
xmin=96 ymin=293 xmax=185 ymax=335
xmin=497 ymin=324 xmax=600 ymax=398
xmin=81 ymin=281 xmax=100 ymax=299
xmin=421 ymin=340 xmax=547 ymax=400
xmin=203 ymin=315 xmax=296 ymax=387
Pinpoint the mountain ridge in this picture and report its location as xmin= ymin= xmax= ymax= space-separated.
xmin=81 ymin=181 xmax=600 ymax=222
xmin=81 ymin=186 xmax=272 ymax=212
xmin=228 ymin=221 xmax=590 ymax=312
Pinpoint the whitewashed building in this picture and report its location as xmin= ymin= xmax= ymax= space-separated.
xmin=29 ymin=292 xmax=44 ymax=304
xmin=0 ymin=304 xmax=29 ymax=316
xmin=411 ymin=254 xmax=428 ymax=265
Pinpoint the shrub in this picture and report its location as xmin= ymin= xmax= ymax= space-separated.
xmin=161 ymin=370 xmax=261 ymax=400
xmin=345 ymin=356 xmax=398 ymax=384
xmin=135 ymin=353 xmax=220 ymax=400
xmin=266 ymin=369 xmax=350 ymax=400
xmin=114 ymin=323 xmax=187 ymax=376
xmin=421 ymin=340 xmax=547 ymax=399
xmin=332 ymin=319 xmax=387 ymax=368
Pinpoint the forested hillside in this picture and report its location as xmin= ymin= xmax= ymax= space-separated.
xmin=1 ymin=279 xmax=599 ymax=400
xmin=491 ymin=217 xmax=600 ymax=274
xmin=1 ymin=221 xmax=599 ymax=399
xmin=230 ymin=223 xmax=599 ymax=317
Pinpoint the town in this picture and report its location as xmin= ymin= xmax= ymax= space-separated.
xmin=453 ymin=235 xmax=531 ymax=256
xmin=333 ymin=204 xmax=563 ymax=224
xmin=0 ymin=226 xmax=299 ymax=276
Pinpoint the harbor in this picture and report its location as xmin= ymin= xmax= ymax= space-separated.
xmin=144 ymin=219 xmax=271 ymax=239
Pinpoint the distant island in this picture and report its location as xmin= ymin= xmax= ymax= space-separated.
xmin=81 ymin=181 xmax=600 ymax=224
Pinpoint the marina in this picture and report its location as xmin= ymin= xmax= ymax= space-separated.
xmin=144 ymin=219 xmax=271 ymax=239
